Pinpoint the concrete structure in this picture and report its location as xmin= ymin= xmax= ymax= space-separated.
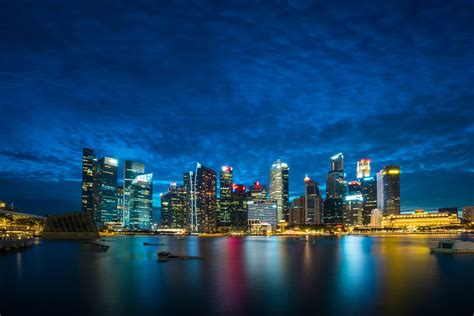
xmin=289 ymin=196 xmax=305 ymax=226
xmin=382 ymin=210 xmax=460 ymax=229
xmin=463 ymin=206 xmax=474 ymax=222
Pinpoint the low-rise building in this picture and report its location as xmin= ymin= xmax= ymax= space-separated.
xmin=382 ymin=210 xmax=460 ymax=229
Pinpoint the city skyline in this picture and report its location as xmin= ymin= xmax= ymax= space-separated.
xmin=1 ymin=1 xmax=473 ymax=215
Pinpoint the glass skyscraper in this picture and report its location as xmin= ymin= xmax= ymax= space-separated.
xmin=324 ymin=153 xmax=345 ymax=225
xmin=160 ymin=182 xmax=186 ymax=228
xmin=361 ymin=176 xmax=377 ymax=225
xmin=230 ymin=184 xmax=248 ymax=227
xmin=81 ymin=148 xmax=96 ymax=215
xmin=377 ymin=166 xmax=401 ymax=216
xmin=129 ymin=173 xmax=153 ymax=230
xmin=123 ymin=160 xmax=145 ymax=227
xmin=191 ymin=163 xmax=217 ymax=233
xmin=219 ymin=166 xmax=233 ymax=227
xmin=304 ymin=175 xmax=322 ymax=225
xmin=93 ymin=157 xmax=119 ymax=225
xmin=269 ymin=159 xmax=289 ymax=222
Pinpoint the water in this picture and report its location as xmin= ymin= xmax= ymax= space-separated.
xmin=1 ymin=235 xmax=473 ymax=316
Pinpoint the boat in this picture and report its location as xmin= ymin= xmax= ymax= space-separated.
xmin=143 ymin=242 xmax=165 ymax=246
xmin=430 ymin=240 xmax=474 ymax=254
xmin=157 ymin=251 xmax=204 ymax=262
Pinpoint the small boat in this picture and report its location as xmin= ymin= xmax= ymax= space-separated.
xmin=143 ymin=242 xmax=165 ymax=246
xmin=430 ymin=240 xmax=474 ymax=254
xmin=157 ymin=251 xmax=204 ymax=262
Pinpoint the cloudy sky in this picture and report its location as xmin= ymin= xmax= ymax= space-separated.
xmin=0 ymin=0 xmax=473 ymax=215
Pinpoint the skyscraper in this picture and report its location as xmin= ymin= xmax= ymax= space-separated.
xmin=269 ymin=159 xmax=289 ymax=222
xmin=160 ymin=182 xmax=186 ymax=228
xmin=81 ymin=148 xmax=96 ymax=215
xmin=361 ymin=176 xmax=377 ymax=225
xmin=191 ymin=163 xmax=217 ymax=233
xmin=326 ymin=153 xmax=345 ymax=199
xmin=324 ymin=153 xmax=345 ymax=225
xmin=247 ymin=199 xmax=278 ymax=228
xmin=123 ymin=160 xmax=145 ymax=227
xmin=231 ymin=184 xmax=248 ymax=228
xmin=129 ymin=173 xmax=153 ymax=230
xmin=377 ymin=166 xmax=401 ymax=216
xmin=356 ymin=159 xmax=371 ymax=179
xmin=249 ymin=182 xmax=267 ymax=200
xmin=94 ymin=157 xmax=119 ymax=225
xmin=462 ymin=206 xmax=474 ymax=222
xmin=219 ymin=166 xmax=233 ymax=227
xmin=289 ymin=196 xmax=305 ymax=226
xmin=343 ymin=194 xmax=364 ymax=226
xmin=304 ymin=175 xmax=322 ymax=225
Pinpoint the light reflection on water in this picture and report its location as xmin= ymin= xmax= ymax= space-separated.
xmin=1 ymin=235 xmax=473 ymax=316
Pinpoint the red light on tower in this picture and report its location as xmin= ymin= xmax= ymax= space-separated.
xmin=254 ymin=181 xmax=260 ymax=189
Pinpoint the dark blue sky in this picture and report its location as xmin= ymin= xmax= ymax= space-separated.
xmin=0 ymin=0 xmax=473 ymax=216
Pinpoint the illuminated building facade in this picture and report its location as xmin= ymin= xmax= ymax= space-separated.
xmin=230 ymin=184 xmax=247 ymax=228
xmin=81 ymin=148 xmax=96 ymax=215
xmin=324 ymin=153 xmax=345 ymax=225
xmin=356 ymin=159 xmax=371 ymax=179
xmin=249 ymin=182 xmax=267 ymax=201
xmin=117 ymin=186 xmax=124 ymax=227
xmin=304 ymin=175 xmax=322 ymax=225
xmin=183 ymin=171 xmax=193 ymax=228
xmin=377 ymin=166 xmax=400 ymax=216
xmin=160 ymin=182 xmax=186 ymax=228
xmin=269 ymin=160 xmax=289 ymax=222
xmin=343 ymin=194 xmax=364 ymax=226
xmin=123 ymin=160 xmax=145 ymax=227
xmin=192 ymin=163 xmax=217 ymax=233
xmin=382 ymin=210 xmax=460 ymax=228
xmin=247 ymin=199 xmax=278 ymax=228
xmin=289 ymin=196 xmax=305 ymax=226
xmin=129 ymin=173 xmax=153 ymax=230
xmin=93 ymin=157 xmax=119 ymax=225
xmin=361 ymin=176 xmax=377 ymax=225
xmin=462 ymin=206 xmax=474 ymax=222
xmin=219 ymin=166 xmax=233 ymax=227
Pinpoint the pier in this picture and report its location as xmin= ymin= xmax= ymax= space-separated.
xmin=0 ymin=235 xmax=35 ymax=252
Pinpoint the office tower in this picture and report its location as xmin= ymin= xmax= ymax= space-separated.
xmin=370 ymin=209 xmax=383 ymax=227
xmin=326 ymin=153 xmax=345 ymax=199
xmin=160 ymin=182 xmax=187 ymax=228
xmin=231 ymin=184 xmax=248 ymax=228
xmin=343 ymin=194 xmax=364 ymax=226
xmin=247 ymin=199 xmax=278 ymax=228
xmin=438 ymin=207 xmax=458 ymax=215
xmin=347 ymin=181 xmax=362 ymax=195
xmin=324 ymin=153 xmax=345 ymax=225
xmin=377 ymin=166 xmax=401 ymax=216
xmin=123 ymin=161 xmax=145 ymax=227
xmin=183 ymin=172 xmax=193 ymax=228
xmin=462 ymin=206 xmax=474 ymax=222
xmin=269 ymin=159 xmax=289 ymax=222
xmin=117 ymin=186 xmax=124 ymax=226
xmin=289 ymin=196 xmax=305 ymax=226
xmin=361 ymin=176 xmax=377 ymax=225
xmin=304 ymin=175 xmax=322 ymax=225
xmin=81 ymin=148 xmax=96 ymax=215
xmin=356 ymin=159 xmax=371 ymax=179
xmin=129 ymin=173 xmax=153 ymax=230
xmin=219 ymin=166 xmax=233 ymax=227
xmin=249 ymin=182 xmax=267 ymax=200
xmin=191 ymin=163 xmax=217 ymax=233
xmin=94 ymin=157 xmax=119 ymax=224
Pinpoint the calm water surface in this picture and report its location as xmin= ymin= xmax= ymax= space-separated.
xmin=1 ymin=235 xmax=473 ymax=316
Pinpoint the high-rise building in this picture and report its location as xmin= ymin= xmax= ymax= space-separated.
xmin=191 ymin=163 xmax=217 ymax=233
xmin=347 ymin=181 xmax=362 ymax=195
xmin=324 ymin=153 xmax=345 ymax=225
xmin=289 ymin=196 xmax=305 ymax=226
xmin=269 ymin=159 xmax=289 ymax=222
xmin=160 ymin=182 xmax=186 ymax=228
xmin=377 ymin=166 xmax=401 ymax=216
xmin=183 ymin=172 xmax=193 ymax=229
xmin=231 ymin=184 xmax=248 ymax=228
xmin=462 ymin=206 xmax=474 ymax=222
xmin=129 ymin=173 xmax=153 ymax=230
xmin=123 ymin=161 xmax=145 ymax=227
xmin=326 ymin=153 xmax=345 ymax=199
xmin=356 ymin=159 xmax=371 ymax=179
xmin=81 ymin=148 xmax=96 ymax=215
xmin=370 ymin=209 xmax=383 ymax=227
xmin=219 ymin=166 xmax=233 ymax=227
xmin=249 ymin=182 xmax=267 ymax=201
xmin=117 ymin=186 xmax=124 ymax=227
xmin=304 ymin=175 xmax=322 ymax=225
xmin=247 ymin=199 xmax=278 ymax=228
xmin=361 ymin=176 xmax=377 ymax=225
xmin=343 ymin=194 xmax=364 ymax=226
xmin=93 ymin=157 xmax=119 ymax=225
